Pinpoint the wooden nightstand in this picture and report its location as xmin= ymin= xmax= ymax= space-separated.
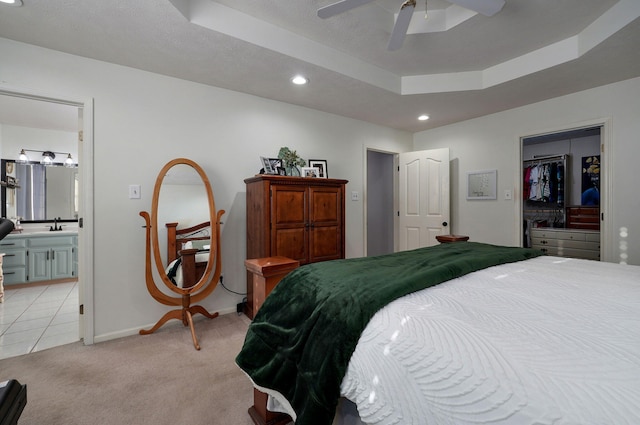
xmin=244 ymin=256 xmax=300 ymax=319
xmin=244 ymin=256 xmax=299 ymax=425
xmin=436 ymin=234 xmax=470 ymax=243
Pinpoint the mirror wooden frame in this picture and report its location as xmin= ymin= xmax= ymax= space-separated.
xmin=139 ymin=158 xmax=225 ymax=350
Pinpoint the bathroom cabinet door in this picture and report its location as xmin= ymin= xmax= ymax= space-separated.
xmin=28 ymin=247 xmax=52 ymax=282
xmin=50 ymin=245 xmax=74 ymax=279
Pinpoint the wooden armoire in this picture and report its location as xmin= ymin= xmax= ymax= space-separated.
xmin=244 ymin=175 xmax=348 ymax=318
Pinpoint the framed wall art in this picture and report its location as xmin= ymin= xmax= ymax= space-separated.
xmin=466 ymin=169 xmax=497 ymax=200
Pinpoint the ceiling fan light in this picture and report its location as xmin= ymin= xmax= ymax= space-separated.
xmin=0 ymin=0 xmax=23 ymax=6
xmin=418 ymin=114 xmax=430 ymax=121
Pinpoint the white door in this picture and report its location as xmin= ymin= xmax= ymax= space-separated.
xmin=398 ymin=148 xmax=450 ymax=251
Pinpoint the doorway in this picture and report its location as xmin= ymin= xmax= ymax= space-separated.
xmin=366 ymin=150 xmax=395 ymax=256
xmin=521 ymin=125 xmax=604 ymax=260
xmin=0 ymin=88 xmax=94 ymax=349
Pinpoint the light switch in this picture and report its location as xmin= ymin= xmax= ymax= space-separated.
xmin=129 ymin=184 xmax=141 ymax=199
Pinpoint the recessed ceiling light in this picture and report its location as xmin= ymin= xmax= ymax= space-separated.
xmin=0 ymin=0 xmax=23 ymax=6
xmin=291 ymin=75 xmax=309 ymax=85
xmin=418 ymin=114 xmax=430 ymax=121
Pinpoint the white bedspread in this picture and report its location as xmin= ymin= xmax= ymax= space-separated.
xmin=339 ymin=256 xmax=640 ymax=424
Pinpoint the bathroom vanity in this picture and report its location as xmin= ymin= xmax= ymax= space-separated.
xmin=0 ymin=231 xmax=77 ymax=285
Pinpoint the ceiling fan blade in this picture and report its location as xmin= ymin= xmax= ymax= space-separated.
xmin=317 ymin=0 xmax=375 ymax=19
xmin=448 ymin=0 xmax=505 ymax=16
xmin=387 ymin=0 xmax=416 ymax=51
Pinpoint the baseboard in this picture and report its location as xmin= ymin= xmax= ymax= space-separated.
xmin=92 ymin=306 xmax=239 ymax=344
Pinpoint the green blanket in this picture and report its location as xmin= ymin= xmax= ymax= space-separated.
xmin=236 ymin=242 xmax=543 ymax=425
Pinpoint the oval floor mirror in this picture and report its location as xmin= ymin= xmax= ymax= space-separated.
xmin=139 ymin=158 xmax=225 ymax=350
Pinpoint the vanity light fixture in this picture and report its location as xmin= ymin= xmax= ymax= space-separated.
xmin=16 ymin=149 xmax=77 ymax=167
xmin=291 ymin=75 xmax=309 ymax=85
xmin=0 ymin=0 xmax=24 ymax=6
xmin=17 ymin=149 xmax=29 ymax=164
xmin=418 ymin=114 xmax=430 ymax=121
xmin=65 ymin=154 xmax=75 ymax=168
xmin=41 ymin=151 xmax=55 ymax=166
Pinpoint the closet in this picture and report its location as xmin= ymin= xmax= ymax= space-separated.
xmin=523 ymin=127 xmax=601 ymax=260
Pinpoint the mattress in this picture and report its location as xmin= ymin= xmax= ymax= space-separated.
xmin=338 ymin=256 xmax=640 ymax=424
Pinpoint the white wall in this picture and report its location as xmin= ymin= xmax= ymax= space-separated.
xmin=413 ymin=76 xmax=640 ymax=265
xmin=0 ymin=37 xmax=413 ymax=342
xmin=1 ymin=125 xmax=78 ymax=162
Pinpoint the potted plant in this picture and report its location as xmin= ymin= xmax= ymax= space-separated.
xmin=278 ymin=147 xmax=306 ymax=176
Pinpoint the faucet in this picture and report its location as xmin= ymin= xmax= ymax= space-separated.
xmin=50 ymin=217 xmax=63 ymax=231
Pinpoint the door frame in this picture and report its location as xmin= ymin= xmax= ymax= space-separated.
xmin=0 ymin=85 xmax=95 ymax=344
xmin=518 ymin=118 xmax=611 ymax=262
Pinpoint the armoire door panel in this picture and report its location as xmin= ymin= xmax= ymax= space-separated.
xmin=273 ymin=228 xmax=308 ymax=263
xmin=309 ymin=188 xmax=341 ymax=223
xmin=309 ymin=225 xmax=342 ymax=261
xmin=272 ymin=186 xmax=307 ymax=225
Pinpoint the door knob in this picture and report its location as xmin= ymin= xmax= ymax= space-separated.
xmin=442 ymin=222 xmax=448 ymax=227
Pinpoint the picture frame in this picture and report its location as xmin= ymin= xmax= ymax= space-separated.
xmin=466 ymin=169 xmax=497 ymax=200
xmin=308 ymin=159 xmax=328 ymax=178
xmin=268 ymin=158 xmax=282 ymax=170
xmin=301 ymin=166 xmax=320 ymax=178
xmin=260 ymin=156 xmax=277 ymax=174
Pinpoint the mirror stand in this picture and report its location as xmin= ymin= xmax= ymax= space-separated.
xmin=139 ymin=158 xmax=225 ymax=350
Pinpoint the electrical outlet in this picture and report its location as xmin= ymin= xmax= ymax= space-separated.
xmin=504 ymin=189 xmax=512 ymax=200
xmin=351 ymin=191 xmax=360 ymax=201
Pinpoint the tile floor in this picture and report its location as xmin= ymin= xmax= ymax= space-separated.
xmin=0 ymin=281 xmax=79 ymax=360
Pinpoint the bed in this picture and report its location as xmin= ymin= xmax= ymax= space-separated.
xmin=165 ymin=221 xmax=211 ymax=288
xmin=236 ymin=242 xmax=640 ymax=425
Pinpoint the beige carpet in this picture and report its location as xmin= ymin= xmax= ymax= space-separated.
xmin=0 ymin=313 xmax=256 ymax=425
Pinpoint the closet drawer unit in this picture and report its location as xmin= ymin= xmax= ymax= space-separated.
xmin=531 ymin=237 xmax=599 ymax=251
xmin=552 ymin=230 xmax=588 ymax=241
xmin=566 ymin=206 xmax=600 ymax=230
xmin=530 ymin=228 xmax=600 ymax=260
xmin=585 ymin=232 xmax=600 ymax=243
xmin=530 ymin=229 xmax=560 ymax=240
xmin=535 ymin=245 xmax=600 ymax=260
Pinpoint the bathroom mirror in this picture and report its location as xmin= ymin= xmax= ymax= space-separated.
xmin=139 ymin=158 xmax=225 ymax=350
xmin=1 ymin=159 xmax=78 ymax=222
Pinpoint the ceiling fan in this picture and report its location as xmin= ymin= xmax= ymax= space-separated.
xmin=318 ymin=0 xmax=506 ymax=50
